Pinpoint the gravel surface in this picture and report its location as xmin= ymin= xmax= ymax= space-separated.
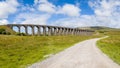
xmin=28 ymin=37 xmax=120 ymax=68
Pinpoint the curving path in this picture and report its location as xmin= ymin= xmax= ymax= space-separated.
xmin=28 ymin=37 xmax=120 ymax=68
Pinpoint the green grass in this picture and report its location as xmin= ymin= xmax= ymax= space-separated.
xmin=0 ymin=35 xmax=99 ymax=68
xmin=97 ymin=31 xmax=120 ymax=65
xmin=0 ymin=25 xmax=16 ymax=35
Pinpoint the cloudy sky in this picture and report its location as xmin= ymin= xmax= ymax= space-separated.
xmin=0 ymin=0 xmax=120 ymax=28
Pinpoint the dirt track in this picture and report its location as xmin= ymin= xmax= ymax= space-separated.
xmin=28 ymin=37 xmax=120 ymax=68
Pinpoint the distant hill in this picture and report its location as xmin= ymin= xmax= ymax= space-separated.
xmin=0 ymin=25 xmax=16 ymax=35
xmin=77 ymin=26 xmax=120 ymax=31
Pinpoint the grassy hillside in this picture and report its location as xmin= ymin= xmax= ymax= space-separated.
xmin=89 ymin=26 xmax=116 ymax=31
xmin=97 ymin=31 xmax=120 ymax=65
xmin=0 ymin=25 xmax=16 ymax=35
xmin=78 ymin=26 xmax=117 ymax=31
xmin=0 ymin=35 xmax=100 ymax=68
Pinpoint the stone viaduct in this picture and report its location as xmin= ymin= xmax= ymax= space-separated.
xmin=6 ymin=24 xmax=94 ymax=36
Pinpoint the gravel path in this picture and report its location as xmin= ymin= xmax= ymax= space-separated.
xmin=28 ymin=37 xmax=120 ymax=68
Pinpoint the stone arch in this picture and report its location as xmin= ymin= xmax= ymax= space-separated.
xmin=20 ymin=26 xmax=25 ymax=33
xmin=58 ymin=27 xmax=62 ymax=35
xmin=56 ymin=27 xmax=59 ymax=35
xmin=34 ymin=26 xmax=38 ymax=35
xmin=27 ymin=26 xmax=32 ymax=35
xmin=53 ymin=27 xmax=57 ymax=35
xmin=12 ymin=26 xmax=20 ymax=33
xmin=42 ymin=26 xmax=47 ymax=36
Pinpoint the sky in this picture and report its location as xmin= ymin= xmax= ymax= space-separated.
xmin=0 ymin=0 xmax=120 ymax=28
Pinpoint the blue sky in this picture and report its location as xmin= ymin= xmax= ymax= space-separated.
xmin=17 ymin=0 xmax=94 ymax=15
xmin=0 ymin=0 xmax=120 ymax=28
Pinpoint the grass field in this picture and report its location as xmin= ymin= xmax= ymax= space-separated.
xmin=97 ymin=31 xmax=120 ymax=65
xmin=0 ymin=35 xmax=100 ymax=68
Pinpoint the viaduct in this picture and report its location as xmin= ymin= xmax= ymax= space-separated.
xmin=6 ymin=24 xmax=94 ymax=36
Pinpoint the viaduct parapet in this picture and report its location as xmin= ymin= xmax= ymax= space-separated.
xmin=6 ymin=24 xmax=94 ymax=36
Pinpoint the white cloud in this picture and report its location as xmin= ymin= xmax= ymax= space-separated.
xmin=20 ymin=5 xmax=36 ymax=12
xmin=52 ymin=15 xmax=118 ymax=28
xmin=51 ymin=15 xmax=96 ymax=27
xmin=35 ymin=0 xmax=81 ymax=16
xmin=38 ymin=3 xmax=56 ymax=13
xmin=58 ymin=4 xmax=81 ymax=17
xmin=34 ymin=0 xmax=48 ymax=4
xmin=32 ymin=0 xmax=120 ymax=28
xmin=53 ymin=0 xmax=120 ymax=28
xmin=36 ymin=0 xmax=56 ymax=13
xmin=88 ymin=0 xmax=120 ymax=28
xmin=14 ymin=12 xmax=50 ymax=25
xmin=12 ymin=0 xmax=52 ymax=25
xmin=0 ymin=19 xmax=9 ymax=25
xmin=0 ymin=0 xmax=19 ymax=18
xmin=34 ymin=0 xmax=39 ymax=4
xmin=89 ymin=0 xmax=120 ymax=16
xmin=94 ymin=9 xmax=111 ymax=16
xmin=21 ymin=15 xmax=50 ymax=25
xmin=12 ymin=0 xmax=80 ymax=26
